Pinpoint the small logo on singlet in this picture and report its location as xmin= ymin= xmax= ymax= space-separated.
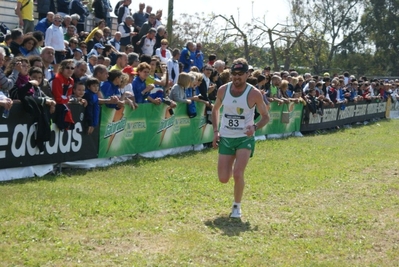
xmin=233 ymin=100 xmax=237 ymax=103
xmin=236 ymin=107 xmax=244 ymax=115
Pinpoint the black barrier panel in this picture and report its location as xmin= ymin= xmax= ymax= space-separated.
xmin=0 ymin=103 xmax=99 ymax=169
xmin=300 ymin=101 xmax=386 ymax=132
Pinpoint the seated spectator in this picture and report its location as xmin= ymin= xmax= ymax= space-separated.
xmin=9 ymin=28 xmax=24 ymax=57
xmin=86 ymin=30 xmax=104 ymax=53
xmin=86 ymin=54 xmax=98 ymax=76
xmin=51 ymin=59 xmax=75 ymax=130
xmin=30 ymin=31 xmax=45 ymax=56
xmin=66 ymin=38 xmax=79 ymax=59
xmin=87 ymin=43 xmax=105 ymax=60
xmin=19 ymin=35 xmax=38 ymax=57
xmin=108 ymin=32 xmax=122 ymax=52
xmin=155 ymin=39 xmax=172 ymax=64
xmin=85 ymin=20 xmax=106 ymax=44
xmin=34 ymin=12 xmax=54 ymax=36
xmin=0 ymin=47 xmax=21 ymax=93
xmin=154 ymin=9 xmax=163 ymax=28
xmin=110 ymin=52 xmax=128 ymax=71
xmin=72 ymin=48 xmax=84 ymax=65
xmin=61 ymin=15 xmax=72 ymax=34
xmin=64 ymin=25 xmax=78 ymax=41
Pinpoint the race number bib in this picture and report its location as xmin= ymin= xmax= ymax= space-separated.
xmin=224 ymin=114 xmax=245 ymax=130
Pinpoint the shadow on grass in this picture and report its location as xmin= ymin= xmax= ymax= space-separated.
xmin=204 ymin=216 xmax=258 ymax=236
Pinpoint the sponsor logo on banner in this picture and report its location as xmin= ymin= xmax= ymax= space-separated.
xmin=104 ymin=117 xmax=127 ymax=138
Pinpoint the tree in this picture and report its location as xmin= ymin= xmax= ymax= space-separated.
xmin=361 ymin=0 xmax=399 ymax=75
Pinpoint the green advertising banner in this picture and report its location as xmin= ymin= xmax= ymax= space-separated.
xmin=255 ymin=102 xmax=303 ymax=135
xmin=98 ymin=103 xmax=214 ymax=158
xmin=98 ymin=102 xmax=304 ymax=158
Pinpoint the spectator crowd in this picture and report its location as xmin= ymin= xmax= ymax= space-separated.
xmin=0 ymin=0 xmax=396 ymax=149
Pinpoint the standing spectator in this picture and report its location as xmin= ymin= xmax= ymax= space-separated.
xmin=137 ymin=28 xmax=156 ymax=56
xmin=154 ymin=10 xmax=163 ymax=28
xmin=167 ymin=48 xmax=180 ymax=85
xmin=34 ymin=12 xmax=54 ymax=36
xmin=132 ymin=3 xmax=147 ymax=32
xmin=37 ymin=0 xmax=55 ymax=20
xmin=52 ymin=59 xmax=75 ymax=130
xmin=92 ymin=0 xmax=107 ymax=24
xmin=155 ymin=39 xmax=172 ymax=64
xmin=117 ymin=0 xmax=132 ymax=24
xmin=45 ymin=14 xmax=65 ymax=72
xmin=118 ymin=16 xmax=135 ymax=52
xmin=179 ymin=42 xmax=196 ymax=73
xmin=69 ymin=0 xmax=90 ymax=34
xmin=153 ymin=26 xmax=167 ymax=53
xmin=138 ymin=14 xmax=156 ymax=40
xmin=40 ymin=46 xmax=55 ymax=81
xmin=16 ymin=0 xmax=34 ymax=34
xmin=208 ymin=54 xmax=217 ymax=66
xmin=57 ymin=0 xmax=70 ymax=17
xmin=71 ymin=60 xmax=88 ymax=83
xmin=194 ymin=42 xmax=204 ymax=71
xmin=83 ymin=77 xmax=101 ymax=134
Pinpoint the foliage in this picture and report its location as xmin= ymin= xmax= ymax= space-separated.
xmin=1 ymin=119 xmax=399 ymax=266
xmin=361 ymin=0 xmax=399 ymax=76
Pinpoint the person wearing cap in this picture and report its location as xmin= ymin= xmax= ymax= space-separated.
xmin=72 ymin=48 xmax=83 ymax=64
xmin=121 ymin=65 xmax=137 ymax=106
xmin=87 ymin=43 xmax=105 ymax=60
xmin=211 ymin=58 xmax=270 ymax=218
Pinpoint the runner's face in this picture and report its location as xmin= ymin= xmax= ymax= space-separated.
xmin=231 ymin=71 xmax=248 ymax=87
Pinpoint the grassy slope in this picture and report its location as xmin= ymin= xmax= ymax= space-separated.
xmin=1 ymin=119 xmax=399 ymax=267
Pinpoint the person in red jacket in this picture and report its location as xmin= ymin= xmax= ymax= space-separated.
xmin=51 ymin=59 xmax=75 ymax=130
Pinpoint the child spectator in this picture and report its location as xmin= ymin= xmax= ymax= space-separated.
xmin=70 ymin=81 xmax=88 ymax=107
xmin=83 ymin=77 xmax=100 ymax=134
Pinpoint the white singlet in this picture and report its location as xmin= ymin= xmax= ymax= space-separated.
xmin=219 ymin=82 xmax=255 ymax=138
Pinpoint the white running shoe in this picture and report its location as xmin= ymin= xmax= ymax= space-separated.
xmin=230 ymin=205 xmax=242 ymax=218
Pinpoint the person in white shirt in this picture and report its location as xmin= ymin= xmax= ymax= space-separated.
xmin=45 ymin=14 xmax=66 ymax=72
xmin=167 ymin=48 xmax=180 ymax=85
xmin=155 ymin=39 xmax=172 ymax=64
xmin=137 ymin=28 xmax=156 ymax=56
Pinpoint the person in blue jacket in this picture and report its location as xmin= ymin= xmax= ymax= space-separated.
xmin=179 ymin=41 xmax=196 ymax=73
xmin=83 ymin=77 xmax=100 ymax=134
xmin=34 ymin=12 xmax=54 ymax=37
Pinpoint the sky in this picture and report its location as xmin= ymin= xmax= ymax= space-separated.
xmin=109 ymin=0 xmax=291 ymax=28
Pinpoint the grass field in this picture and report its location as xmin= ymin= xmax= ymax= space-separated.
xmin=1 ymin=119 xmax=399 ymax=266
